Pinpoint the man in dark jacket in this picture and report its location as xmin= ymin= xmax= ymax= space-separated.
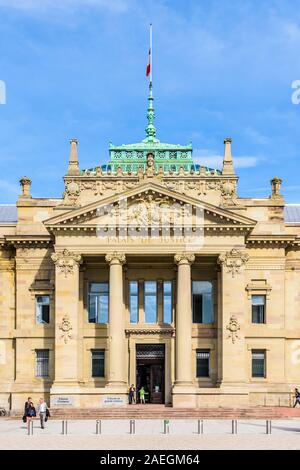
xmin=293 ymin=388 xmax=300 ymax=407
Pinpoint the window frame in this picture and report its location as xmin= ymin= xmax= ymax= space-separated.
xmin=35 ymin=349 xmax=49 ymax=378
xmin=196 ymin=349 xmax=210 ymax=378
xmin=129 ymin=281 xmax=139 ymax=324
xmin=251 ymin=295 xmax=266 ymax=324
xmin=251 ymin=349 xmax=266 ymax=378
xmin=192 ymin=281 xmax=214 ymax=325
xmin=144 ymin=280 xmax=158 ymax=324
xmin=88 ymin=282 xmax=109 ymax=324
xmin=91 ymin=349 xmax=105 ymax=378
xmin=162 ymin=281 xmax=172 ymax=324
xmin=35 ymin=295 xmax=50 ymax=324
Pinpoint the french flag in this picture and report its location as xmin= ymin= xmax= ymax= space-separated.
xmin=146 ymin=24 xmax=152 ymax=79
xmin=146 ymin=48 xmax=151 ymax=77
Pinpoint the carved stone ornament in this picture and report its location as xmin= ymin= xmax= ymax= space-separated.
xmin=220 ymin=180 xmax=237 ymax=205
xmin=218 ymin=248 xmax=249 ymax=277
xmin=58 ymin=316 xmax=73 ymax=344
xmin=63 ymin=180 xmax=80 ymax=205
xmin=105 ymin=252 xmax=126 ymax=265
xmin=51 ymin=249 xmax=82 ymax=277
xmin=226 ymin=315 xmax=240 ymax=344
xmin=174 ymin=252 xmax=195 ymax=265
xmin=125 ymin=328 xmax=175 ymax=337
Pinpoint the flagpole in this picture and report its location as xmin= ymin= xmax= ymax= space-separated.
xmin=150 ymin=23 xmax=152 ymax=83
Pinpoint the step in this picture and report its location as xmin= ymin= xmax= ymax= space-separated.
xmin=9 ymin=406 xmax=300 ymax=420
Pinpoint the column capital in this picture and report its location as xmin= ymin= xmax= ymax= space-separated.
xmin=217 ymin=248 xmax=249 ymax=277
xmin=105 ymin=252 xmax=126 ymax=265
xmin=174 ymin=252 xmax=195 ymax=265
xmin=51 ymin=249 xmax=82 ymax=277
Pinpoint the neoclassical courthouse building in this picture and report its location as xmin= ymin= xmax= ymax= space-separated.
xmin=1 ymin=83 xmax=300 ymax=411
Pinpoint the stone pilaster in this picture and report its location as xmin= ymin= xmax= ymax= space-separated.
xmin=172 ymin=252 xmax=196 ymax=407
xmin=217 ymin=248 xmax=248 ymax=399
xmin=50 ymin=249 xmax=82 ymax=401
xmin=105 ymin=252 xmax=127 ymax=392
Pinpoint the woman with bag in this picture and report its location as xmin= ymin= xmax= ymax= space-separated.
xmin=25 ymin=401 xmax=36 ymax=432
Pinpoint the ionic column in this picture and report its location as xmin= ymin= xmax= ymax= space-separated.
xmin=105 ymin=252 xmax=126 ymax=388
xmin=51 ymin=249 xmax=82 ymax=386
xmin=174 ymin=252 xmax=195 ymax=386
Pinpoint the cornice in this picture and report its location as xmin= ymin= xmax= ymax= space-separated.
xmin=5 ymin=235 xmax=53 ymax=248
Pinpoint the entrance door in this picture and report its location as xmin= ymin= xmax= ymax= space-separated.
xmin=136 ymin=344 xmax=165 ymax=404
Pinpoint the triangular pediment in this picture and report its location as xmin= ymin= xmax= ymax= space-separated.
xmin=44 ymin=181 xmax=256 ymax=232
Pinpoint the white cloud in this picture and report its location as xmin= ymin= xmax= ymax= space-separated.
xmin=0 ymin=179 xmax=19 ymax=196
xmin=193 ymin=149 xmax=261 ymax=169
xmin=0 ymin=0 xmax=128 ymax=13
xmin=244 ymin=126 xmax=271 ymax=145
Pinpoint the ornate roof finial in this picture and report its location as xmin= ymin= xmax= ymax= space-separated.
xmin=144 ymin=81 xmax=157 ymax=142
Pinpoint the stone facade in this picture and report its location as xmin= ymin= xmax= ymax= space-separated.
xmin=1 ymin=85 xmax=300 ymax=410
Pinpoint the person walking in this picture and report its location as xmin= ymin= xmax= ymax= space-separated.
xmin=293 ymin=388 xmax=300 ymax=407
xmin=139 ymin=386 xmax=145 ymax=404
xmin=38 ymin=398 xmax=48 ymax=429
xmin=23 ymin=397 xmax=33 ymax=424
xmin=25 ymin=401 xmax=36 ymax=432
xmin=24 ymin=397 xmax=32 ymax=416
xmin=128 ymin=385 xmax=136 ymax=405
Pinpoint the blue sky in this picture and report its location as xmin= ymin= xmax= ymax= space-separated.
xmin=0 ymin=0 xmax=300 ymax=203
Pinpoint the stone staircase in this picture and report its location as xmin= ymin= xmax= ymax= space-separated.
xmin=9 ymin=405 xmax=300 ymax=420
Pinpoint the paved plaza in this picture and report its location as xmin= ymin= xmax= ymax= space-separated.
xmin=0 ymin=418 xmax=300 ymax=450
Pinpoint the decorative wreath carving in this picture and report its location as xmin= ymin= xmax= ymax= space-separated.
xmin=226 ymin=315 xmax=240 ymax=344
xmin=58 ymin=316 xmax=73 ymax=344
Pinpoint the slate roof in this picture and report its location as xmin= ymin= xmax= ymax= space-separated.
xmin=0 ymin=205 xmax=18 ymax=223
xmin=284 ymin=205 xmax=300 ymax=224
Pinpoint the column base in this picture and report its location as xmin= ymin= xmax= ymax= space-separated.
xmin=172 ymin=382 xmax=196 ymax=408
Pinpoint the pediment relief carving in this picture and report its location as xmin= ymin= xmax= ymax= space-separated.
xmin=45 ymin=184 xmax=256 ymax=244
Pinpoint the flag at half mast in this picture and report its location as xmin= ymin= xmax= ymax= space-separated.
xmin=146 ymin=24 xmax=152 ymax=80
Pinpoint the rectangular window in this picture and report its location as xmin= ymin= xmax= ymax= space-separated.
xmin=88 ymin=283 xmax=109 ymax=323
xmin=163 ymin=281 xmax=172 ymax=324
xmin=252 ymin=295 xmax=266 ymax=324
xmin=91 ymin=349 xmax=105 ymax=378
xmin=129 ymin=281 xmax=138 ymax=323
xmin=252 ymin=350 xmax=266 ymax=378
xmin=36 ymin=295 xmax=50 ymax=324
xmin=196 ymin=349 xmax=210 ymax=377
xmin=35 ymin=349 xmax=49 ymax=378
xmin=192 ymin=281 xmax=214 ymax=324
xmin=144 ymin=281 xmax=157 ymax=323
